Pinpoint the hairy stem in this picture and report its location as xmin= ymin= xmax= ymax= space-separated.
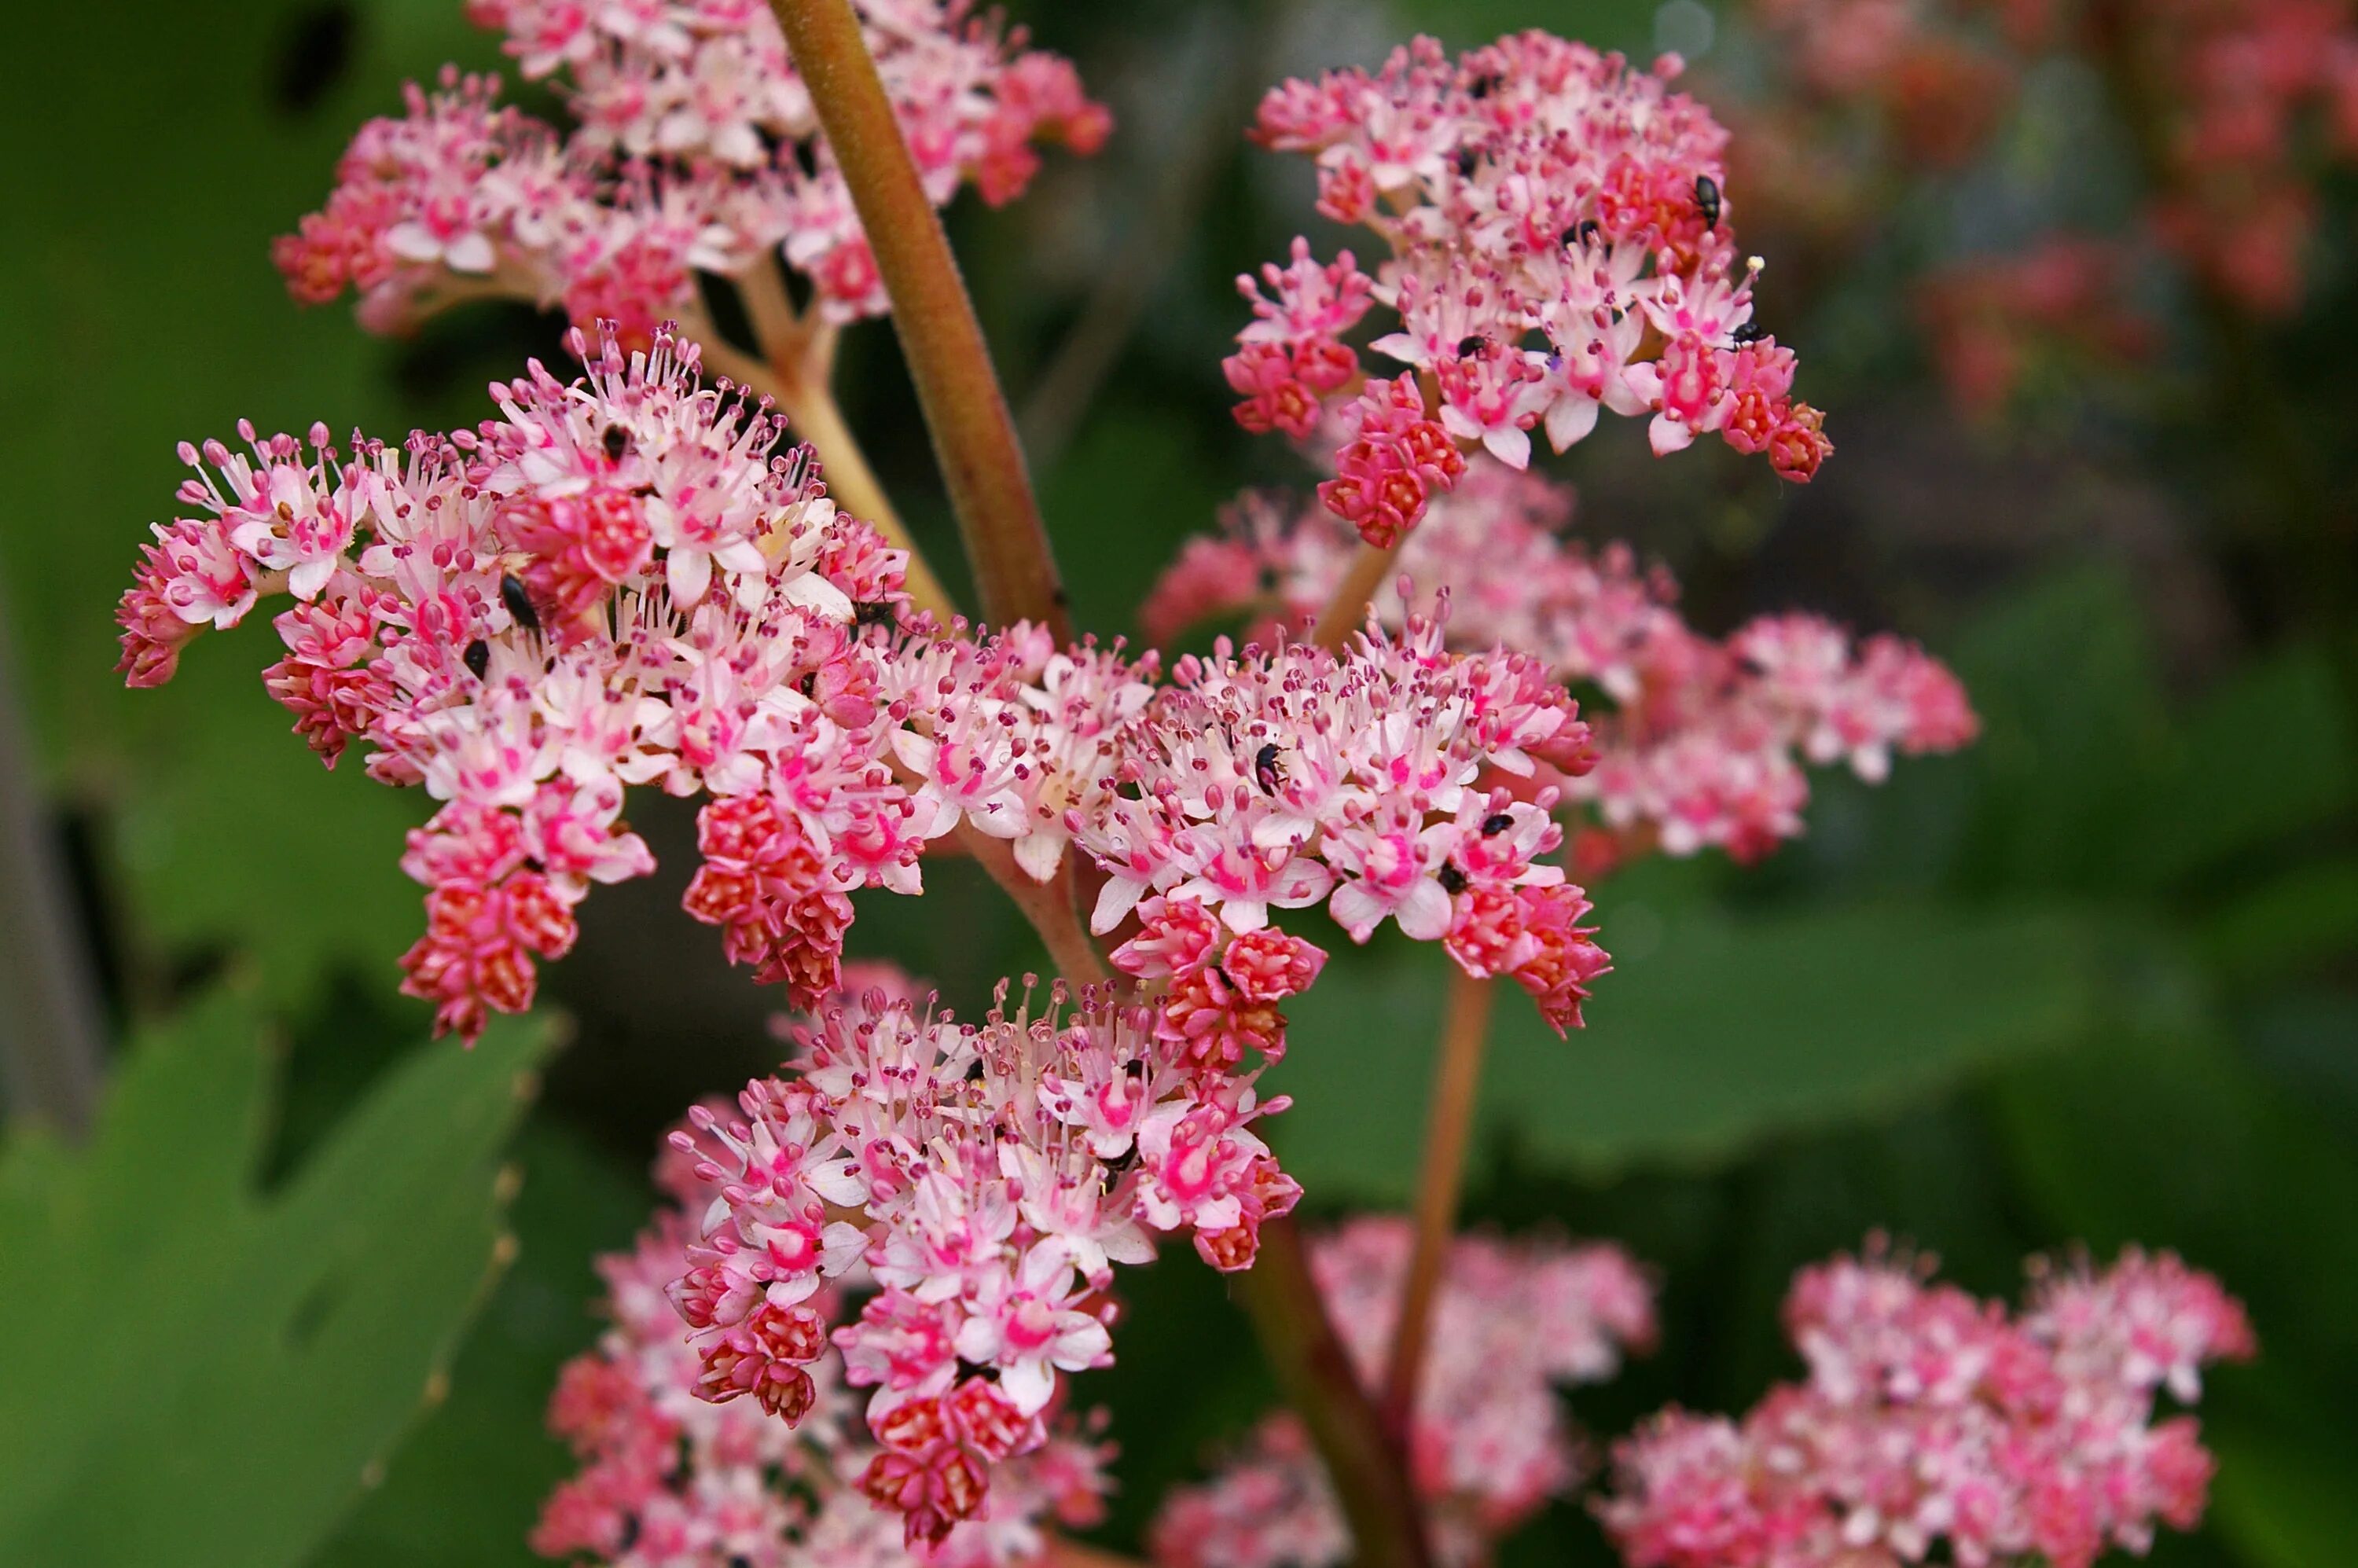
xmin=1381 ymin=968 xmax=1494 ymax=1430
xmin=682 ymin=303 xmax=960 ymax=626
xmin=949 ymin=825 xmax=1108 ymax=986
xmin=1232 ymin=1216 xmax=1436 ymax=1568
xmin=769 ymin=0 xmax=1072 ymax=642
xmin=1311 ymin=539 xmax=1401 ymax=652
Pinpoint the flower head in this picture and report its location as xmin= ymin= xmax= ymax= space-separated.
xmin=1597 ymin=1241 xmax=2253 ymax=1568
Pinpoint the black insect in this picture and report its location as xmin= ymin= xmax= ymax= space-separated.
xmin=1467 ymin=72 xmax=1500 ymax=100
xmin=1456 ymin=334 xmax=1489 ymax=358
xmin=601 ymin=423 xmax=629 ymax=462
xmin=1455 ymin=147 xmax=1480 ymax=179
xmin=1481 ymin=813 xmax=1513 ymax=836
xmin=1695 ymin=174 xmax=1721 ymax=231
xmin=852 ymin=600 xmax=900 ymax=631
xmin=1438 ymin=863 xmax=1469 ymax=894
xmin=1254 ymin=743 xmax=1284 ymax=795
xmin=462 ymin=638 xmax=491 ymax=680
xmin=1730 ymin=321 xmax=1768 ymax=345
xmin=501 ymin=573 xmax=541 ymax=634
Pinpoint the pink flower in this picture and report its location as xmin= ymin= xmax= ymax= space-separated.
xmin=1226 ymin=29 xmax=1828 ymax=539
xmin=534 ymin=1104 xmax=1114 ymax=1567
xmin=279 ymin=7 xmax=1107 ymax=336
xmin=1597 ymin=1242 xmax=2254 ymax=1568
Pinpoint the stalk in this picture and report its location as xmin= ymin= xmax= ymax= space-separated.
xmin=1232 ymin=1216 xmax=1437 ymax=1568
xmin=767 ymin=0 xmax=1073 ymax=642
xmin=774 ymin=9 xmax=1431 ymax=1555
xmin=1311 ymin=539 xmax=1401 ymax=652
xmin=1380 ymin=968 xmax=1494 ymax=1429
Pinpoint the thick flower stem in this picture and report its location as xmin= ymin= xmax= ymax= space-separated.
xmin=768 ymin=0 xmax=1074 ymax=644
xmin=1232 ymin=1214 xmax=1436 ymax=1568
xmin=1381 ymin=968 xmax=1494 ymax=1430
xmin=951 ymin=824 xmax=1109 ymax=986
xmin=1311 ymin=539 xmax=1401 ymax=652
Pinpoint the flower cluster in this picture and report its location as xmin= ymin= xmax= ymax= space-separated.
xmin=671 ymin=975 xmax=1300 ymax=1547
xmin=534 ymin=1102 xmax=1114 ymax=1568
xmin=1598 ymin=1242 xmax=2256 ymax=1568
xmin=1915 ymin=237 xmax=2154 ymax=417
xmin=276 ymin=1 xmax=1107 ymax=341
xmin=1228 ymin=30 xmax=1829 ymax=553
xmin=1139 ymin=460 xmax=1975 ymax=873
xmin=1077 ymin=610 xmax=1607 ymax=1034
xmin=118 ymin=329 xmax=1611 ymax=1042
xmin=1720 ymin=0 xmax=2358 ymax=415
xmin=118 ymin=326 xmax=929 ymax=1038
xmin=1150 ymin=1217 xmax=1656 ymax=1568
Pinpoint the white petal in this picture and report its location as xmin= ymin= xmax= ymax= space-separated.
xmin=1397 ymin=878 xmax=1455 ymax=941
xmin=1647 ymin=415 xmax=1696 ymax=457
xmin=1089 ymin=876 xmax=1146 ymax=935
xmin=443 ymin=231 xmax=497 ymax=274
xmin=1328 ymin=881 xmax=1386 ymax=943
xmin=999 ymin=1356 xmax=1056 ymax=1415
xmin=667 ymin=546 xmax=712 ymax=607
xmin=1482 ymin=423 xmax=1533 ymax=469
xmin=1012 ymin=828 xmax=1067 ymax=883
xmin=1546 ymin=394 xmax=1601 ymax=452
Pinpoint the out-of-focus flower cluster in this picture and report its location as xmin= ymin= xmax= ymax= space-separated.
xmin=1720 ymin=0 xmax=2358 ymax=411
xmin=1227 ymin=31 xmax=1829 ymax=556
xmin=670 ymin=974 xmax=1298 ymax=1547
xmin=1915 ymin=239 xmax=2155 ymax=419
xmin=1140 ymin=459 xmax=1975 ymax=874
xmin=275 ymin=1 xmax=1108 ymax=342
xmin=118 ymin=329 xmax=1607 ymax=1042
xmin=1149 ymin=1217 xmax=1656 ymax=1568
xmin=534 ymin=1092 xmax=1115 ymax=1566
xmin=1598 ymin=1242 xmax=2256 ymax=1568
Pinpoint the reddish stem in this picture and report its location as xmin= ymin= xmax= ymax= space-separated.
xmin=1380 ymin=968 xmax=1493 ymax=1430
xmin=1232 ymin=1215 xmax=1437 ymax=1568
xmin=766 ymin=0 xmax=1072 ymax=642
xmin=1311 ymin=539 xmax=1400 ymax=652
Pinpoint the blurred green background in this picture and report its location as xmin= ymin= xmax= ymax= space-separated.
xmin=2 ymin=0 xmax=2354 ymax=1564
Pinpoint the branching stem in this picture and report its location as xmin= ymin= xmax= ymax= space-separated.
xmin=1311 ymin=539 xmax=1400 ymax=652
xmin=1232 ymin=1216 xmax=1437 ymax=1568
xmin=1381 ymin=968 xmax=1494 ymax=1430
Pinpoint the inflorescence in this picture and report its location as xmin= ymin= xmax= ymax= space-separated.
xmin=1598 ymin=1242 xmax=2255 ymax=1568
xmin=1142 ymin=459 xmax=1975 ymax=872
xmin=276 ymin=2 xmax=1107 ymax=342
xmin=1228 ymin=33 xmax=1831 ymax=558
xmin=113 ymin=17 xmax=2252 ymax=1568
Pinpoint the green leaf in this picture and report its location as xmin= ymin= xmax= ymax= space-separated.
xmin=1273 ymin=897 xmax=2172 ymax=1200
xmin=319 ymin=1124 xmax=650 ymax=1567
xmin=0 ymin=985 xmax=555 ymax=1568
xmin=2206 ymin=1413 xmax=2358 ymax=1568
xmin=2202 ymin=858 xmax=2358 ymax=990
xmin=2124 ymin=644 xmax=2356 ymax=890
xmin=0 ymin=0 xmax=513 ymax=1013
xmin=1944 ymin=568 xmax=2176 ymax=895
